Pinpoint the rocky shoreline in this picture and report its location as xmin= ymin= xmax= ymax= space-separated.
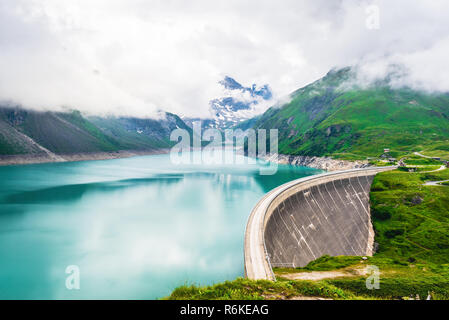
xmin=0 ymin=149 xmax=169 ymax=166
xmin=1 ymin=149 xmax=369 ymax=172
xmin=260 ymin=153 xmax=370 ymax=171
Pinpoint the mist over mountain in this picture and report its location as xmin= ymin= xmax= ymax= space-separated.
xmin=246 ymin=66 xmax=449 ymax=159
xmin=184 ymin=76 xmax=272 ymax=130
xmin=3 ymin=1 xmax=449 ymax=119
xmin=3 ymin=62 xmax=449 ymax=164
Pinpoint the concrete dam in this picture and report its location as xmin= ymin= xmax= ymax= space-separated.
xmin=244 ymin=167 xmax=395 ymax=280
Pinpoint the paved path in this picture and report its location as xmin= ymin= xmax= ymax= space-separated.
xmin=279 ymin=267 xmax=368 ymax=281
xmin=411 ymin=151 xmax=446 ymax=173
xmin=414 ymin=151 xmax=432 ymax=159
xmin=423 ymin=179 xmax=449 ymax=186
xmin=421 ymin=165 xmax=446 ymax=173
xmin=413 ymin=151 xmax=449 ymax=183
xmin=415 ymin=151 xmax=448 ymax=185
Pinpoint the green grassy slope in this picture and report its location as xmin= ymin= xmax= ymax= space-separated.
xmin=19 ymin=111 xmax=120 ymax=154
xmin=88 ymin=112 xmax=191 ymax=150
xmin=0 ymin=116 xmax=43 ymax=155
xmin=370 ymin=169 xmax=449 ymax=264
xmin=0 ymin=108 xmax=121 ymax=155
xmin=252 ymin=68 xmax=449 ymax=159
xmin=167 ymin=277 xmax=364 ymax=300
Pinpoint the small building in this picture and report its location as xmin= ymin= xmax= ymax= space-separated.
xmin=432 ymin=157 xmax=441 ymax=161
xmin=384 ymin=148 xmax=390 ymax=153
xmin=388 ymin=158 xmax=397 ymax=163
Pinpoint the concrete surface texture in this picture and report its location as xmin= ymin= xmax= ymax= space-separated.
xmin=244 ymin=166 xmax=396 ymax=281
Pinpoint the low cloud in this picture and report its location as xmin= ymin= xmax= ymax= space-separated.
xmin=0 ymin=0 xmax=448 ymax=118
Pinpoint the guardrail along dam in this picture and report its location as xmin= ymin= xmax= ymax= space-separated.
xmin=244 ymin=167 xmax=395 ymax=280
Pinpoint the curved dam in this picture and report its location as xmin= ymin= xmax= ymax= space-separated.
xmin=244 ymin=166 xmax=396 ymax=280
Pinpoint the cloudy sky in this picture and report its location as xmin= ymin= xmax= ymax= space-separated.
xmin=0 ymin=0 xmax=448 ymax=118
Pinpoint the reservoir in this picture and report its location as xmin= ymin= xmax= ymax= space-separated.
xmin=0 ymin=153 xmax=321 ymax=299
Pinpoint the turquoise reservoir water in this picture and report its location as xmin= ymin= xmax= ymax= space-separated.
xmin=0 ymin=154 xmax=321 ymax=299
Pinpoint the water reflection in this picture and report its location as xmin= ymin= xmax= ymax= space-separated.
xmin=3 ymin=175 xmax=184 ymax=204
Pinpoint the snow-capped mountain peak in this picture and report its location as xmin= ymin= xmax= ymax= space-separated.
xmin=209 ymin=76 xmax=272 ymax=129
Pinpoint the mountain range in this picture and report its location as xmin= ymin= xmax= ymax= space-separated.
xmin=2 ymin=66 xmax=449 ymax=164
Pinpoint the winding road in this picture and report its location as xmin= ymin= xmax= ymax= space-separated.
xmin=413 ymin=151 xmax=448 ymax=180
xmin=413 ymin=152 xmax=432 ymax=159
xmin=423 ymin=179 xmax=449 ymax=186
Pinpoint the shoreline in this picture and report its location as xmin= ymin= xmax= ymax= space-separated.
xmin=0 ymin=149 xmax=369 ymax=171
xmin=259 ymin=153 xmax=370 ymax=171
xmin=0 ymin=149 xmax=170 ymax=166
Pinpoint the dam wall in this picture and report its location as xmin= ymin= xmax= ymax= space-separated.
xmin=244 ymin=166 xmax=396 ymax=280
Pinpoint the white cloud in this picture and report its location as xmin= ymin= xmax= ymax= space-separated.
xmin=0 ymin=0 xmax=449 ymax=118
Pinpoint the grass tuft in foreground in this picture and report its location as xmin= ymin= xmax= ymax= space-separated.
xmin=166 ymin=277 xmax=364 ymax=300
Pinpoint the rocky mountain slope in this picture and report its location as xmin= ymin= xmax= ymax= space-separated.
xmin=0 ymin=106 xmax=191 ymax=164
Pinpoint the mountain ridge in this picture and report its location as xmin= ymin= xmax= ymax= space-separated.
xmin=0 ymin=106 xmax=190 ymax=165
xmin=248 ymin=67 xmax=449 ymax=160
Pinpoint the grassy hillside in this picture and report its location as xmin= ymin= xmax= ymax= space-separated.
xmin=370 ymin=168 xmax=449 ymax=265
xmin=0 ymin=115 xmax=42 ymax=155
xmin=17 ymin=110 xmax=120 ymax=154
xmin=89 ymin=113 xmax=191 ymax=150
xmin=252 ymin=67 xmax=449 ymax=160
xmin=0 ymin=106 xmax=190 ymax=156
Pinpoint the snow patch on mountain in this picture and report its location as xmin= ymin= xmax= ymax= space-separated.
xmin=209 ymin=76 xmax=273 ymax=129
